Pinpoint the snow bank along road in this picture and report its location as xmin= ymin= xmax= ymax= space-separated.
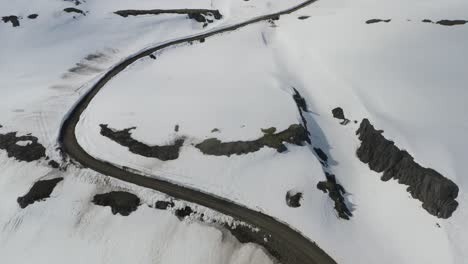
xmin=59 ymin=1 xmax=337 ymax=263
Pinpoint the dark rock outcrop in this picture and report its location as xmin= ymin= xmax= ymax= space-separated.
xmin=332 ymin=107 xmax=350 ymax=125
xmin=100 ymin=124 xmax=184 ymax=161
xmin=93 ymin=191 xmax=140 ymax=216
xmin=195 ymin=124 xmax=309 ymax=156
xmin=0 ymin=132 xmax=46 ymax=162
xmin=17 ymin=178 xmax=63 ymax=208
xmin=114 ymin=9 xmax=222 ymax=25
xmin=313 ymin=147 xmax=328 ymax=163
xmin=175 ymin=206 xmax=194 ymax=219
xmin=356 ymin=119 xmax=459 ymax=218
xmin=332 ymin=107 xmax=345 ymax=120
xmin=436 ymin=19 xmax=467 ymax=26
xmin=155 ymin=200 xmax=175 ymax=210
xmin=2 ymin=16 xmax=20 ymax=27
xmin=291 ymin=88 xmax=311 ymax=141
xmin=64 ymin=7 xmax=85 ymax=15
xmin=48 ymin=160 xmax=60 ymax=169
xmin=27 ymin=14 xmax=38 ymax=19
xmin=317 ymin=173 xmax=352 ymax=220
xmin=286 ymin=191 xmax=303 ymax=208
xmin=298 ymin=16 xmax=310 ymax=20
xmin=366 ymin=19 xmax=391 ymax=24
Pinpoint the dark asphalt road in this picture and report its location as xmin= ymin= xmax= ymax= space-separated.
xmin=59 ymin=1 xmax=337 ymax=263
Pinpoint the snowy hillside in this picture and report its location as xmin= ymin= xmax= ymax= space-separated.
xmin=1 ymin=0 xmax=468 ymax=263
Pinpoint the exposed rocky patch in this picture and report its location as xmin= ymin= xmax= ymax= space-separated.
xmin=92 ymin=191 xmax=140 ymax=216
xmin=195 ymin=124 xmax=309 ymax=156
xmin=332 ymin=107 xmax=350 ymax=125
xmin=422 ymin=19 xmax=467 ymax=26
xmin=155 ymin=200 xmax=175 ymax=210
xmin=2 ymin=16 xmax=20 ymax=27
xmin=0 ymin=131 xmax=46 ymax=162
xmin=286 ymin=191 xmax=303 ymax=208
xmin=291 ymin=88 xmax=311 ymax=141
xmin=317 ymin=173 xmax=352 ymax=219
xmin=366 ymin=19 xmax=391 ymax=24
xmin=298 ymin=16 xmax=310 ymax=20
xmin=17 ymin=178 xmax=63 ymax=208
xmin=64 ymin=0 xmax=84 ymax=5
xmin=356 ymin=118 xmax=459 ymax=218
xmin=313 ymin=147 xmax=328 ymax=163
xmin=175 ymin=206 xmax=194 ymax=219
xmin=100 ymin=124 xmax=184 ymax=161
xmin=64 ymin=7 xmax=85 ymax=16
xmin=48 ymin=160 xmax=60 ymax=169
xmin=436 ymin=19 xmax=467 ymax=26
xmin=114 ymin=9 xmax=222 ymax=26
xmin=27 ymin=14 xmax=38 ymax=19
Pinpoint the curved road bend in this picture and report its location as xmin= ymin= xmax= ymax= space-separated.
xmin=59 ymin=1 xmax=337 ymax=263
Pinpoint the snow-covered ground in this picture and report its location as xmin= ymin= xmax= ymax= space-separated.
xmin=0 ymin=157 xmax=272 ymax=264
xmin=1 ymin=0 xmax=468 ymax=263
xmin=0 ymin=0 xmax=313 ymax=263
xmin=76 ymin=0 xmax=468 ymax=263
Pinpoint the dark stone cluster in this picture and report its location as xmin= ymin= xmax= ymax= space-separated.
xmin=92 ymin=191 xmax=140 ymax=216
xmin=286 ymin=191 xmax=303 ymax=208
xmin=2 ymin=16 xmax=20 ymax=27
xmin=100 ymin=124 xmax=184 ymax=161
xmin=0 ymin=132 xmax=46 ymax=162
xmin=356 ymin=118 xmax=459 ymax=218
xmin=317 ymin=173 xmax=352 ymax=220
xmin=195 ymin=124 xmax=309 ymax=156
xmin=366 ymin=19 xmax=391 ymax=24
xmin=17 ymin=178 xmax=64 ymax=208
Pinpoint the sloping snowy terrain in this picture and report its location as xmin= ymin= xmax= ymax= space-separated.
xmin=0 ymin=0 xmax=310 ymax=263
xmin=1 ymin=0 xmax=468 ymax=263
xmin=76 ymin=0 xmax=468 ymax=263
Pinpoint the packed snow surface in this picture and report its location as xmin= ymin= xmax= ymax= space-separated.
xmin=1 ymin=0 xmax=468 ymax=263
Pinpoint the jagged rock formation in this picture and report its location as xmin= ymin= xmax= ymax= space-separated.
xmin=356 ymin=118 xmax=459 ymax=218
xmin=100 ymin=124 xmax=184 ymax=161
xmin=114 ymin=9 xmax=222 ymax=26
xmin=317 ymin=173 xmax=352 ymax=220
xmin=2 ymin=16 xmax=20 ymax=27
xmin=286 ymin=191 xmax=303 ymax=208
xmin=175 ymin=206 xmax=194 ymax=219
xmin=313 ymin=147 xmax=328 ymax=163
xmin=63 ymin=7 xmax=85 ymax=15
xmin=92 ymin=191 xmax=140 ymax=216
xmin=155 ymin=200 xmax=175 ymax=210
xmin=422 ymin=19 xmax=467 ymax=26
xmin=366 ymin=19 xmax=391 ymax=24
xmin=195 ymin=124 xmax=309 ymax=156
xmin=17 ymin=178 xmax=63 ymax=208
xmin=0 ymin=132 xmax=46 ymax=162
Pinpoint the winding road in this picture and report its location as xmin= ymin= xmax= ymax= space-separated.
xmin=59 ymin=1 xmax=337 ymax=263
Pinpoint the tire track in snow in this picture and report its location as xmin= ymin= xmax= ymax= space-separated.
xmin=59 ymin=1 xmax=337 ymax=263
